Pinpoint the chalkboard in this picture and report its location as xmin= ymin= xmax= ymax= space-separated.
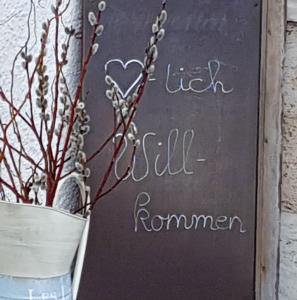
xmin=80 ymin=1 xmax=261 ymax=299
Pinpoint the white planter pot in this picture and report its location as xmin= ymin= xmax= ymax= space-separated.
xmin=0 ymin=174 xmax=90 ymax=300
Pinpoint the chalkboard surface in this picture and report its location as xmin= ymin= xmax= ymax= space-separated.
xmin=80 ymin=1 xmax=261 ymax=299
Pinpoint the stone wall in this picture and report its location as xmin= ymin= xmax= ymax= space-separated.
xmin=280 ymin=1 xmax=297 ymax=299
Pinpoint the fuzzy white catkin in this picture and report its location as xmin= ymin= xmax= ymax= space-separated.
xmin=157 ymin=28 xmax=165 ymax=41
xmin=84 ymin=168 xmax=91 ymax=178
xmin=77 ymin=102 xmax=85 ymax=110
xmin=143 ymin=56 xmax=148 ymax=68
xmin=84 ymin=115 xmax=91 ymax=123
xmin=88 ymin=11 xmax=97 ymax=26
xmin=150 ymin=45 xmax=158 ymax=62
xmin=95 ymin=24 xmax=104 ymax=36
xmin=159 ymin=10 xmax=167 ymax=26
xmin=132 ymin=93 xmax=138 ymax=102
xmin=121 ymin=107 xmax=128 ymax=117
xmin=98 ymin=1 xmax=106 ymax=12
xmin=78 ymin=151 xmax=87 ymax=163
xmin=92 ymin=43 xmax=99 ymax=55
xmin=147 ymin=64 xmax=155 ymax=74
xmin=106 ymin=90 xmax=113 ymax=100
xmin=130 ymin=122 xmax=138 ymax=135
xmin=118 ymin=99 xmax=126 ymax=107
xmin=127 ymin=133 xmax=135 ymax=141
xmin=153 ymin=49 xmax=158 ymax=62
xmin=51 ymin=5 xmax=57 ymax=14
xmin=105 ymin=75 xmax=113 ymax=85
xmin=149 ymin=36 xmax=156 ymax=47
xmin=75 ymin=162 xmax=84 ymax=172
xmin=112 ymin=101 xmax=118 ymax=108
xmin=152 ymin=23 xmax=159 ymax=34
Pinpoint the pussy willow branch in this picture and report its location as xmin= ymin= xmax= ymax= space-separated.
xmin=10 ymin=0 xmax=34 ymax=106
xmin=0 ymin=137 xmax=43 ymax=173
xmin=79 ymin=0 xmax=167 ymax=211
xmin=0 ymin=0 xmax=167 ymax=209
xmin=48 ymin=10 xmax=103 ymax=206
xmin=4 ymin=1 xmax=35 ymax=200
xmin=0 ymin=88 xmax=29 ymax=157
xmin=0 ymin=152 xmax=19 ymax=201
xmin=87 ymin=120 xmax=122 ymax=163
xmin=48 ymin=3 xmax=62 ymax=180
xmin=91 ymin=75 xmax=149 ymax=209
xmin=81 ymin=44 xmax=155 ymax=212
xmin=0 ymin=177 xmax=28 ymax=203
xmin=53 ymin=34 xmax=74 ymax=167
xmin=0 ymin=87 xmax=44 ymax=161
xmin=86 ymin=1 xmax=167 ymax=165
xmin=0 ymin=120 xmax=24 ymax=196
xmin=0 ymin=91 xmax=40 ymax=194
xmin=74 ymin=144 xmax=137 ymax=214
xmin=10 ymin=20 xmax=52 ymax=184
xmin=90 ymin=1 xmax=166 ymax=210
xmin=0 ymin=109 xmax=41 ymax=202
xmin=0 ymin=120 xmax=31 ymax=203
xmin=0 ymin=6 xmax=59 ymax=203
xmin=25 ymin=157 xmax=43 ymax=186
xmin=9 ymin=1 xmax=40 ymax=181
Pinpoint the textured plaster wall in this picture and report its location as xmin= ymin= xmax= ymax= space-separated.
xmin=282 ymin=24 xmax=297 ymax=213
xmin=0 ymin=0 xmax=81 ymax=202
xmin=0 ymin=0 xmax=81 ymax=105
xmin=280 ymin=16 xmax=297 ymax=300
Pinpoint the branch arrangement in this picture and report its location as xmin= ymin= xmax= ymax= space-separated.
xmin=0 ymin=0 xmax=167 ymax=215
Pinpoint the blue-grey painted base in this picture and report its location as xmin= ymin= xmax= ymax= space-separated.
xmin=0 ymin=273 xmax=72 ymax=300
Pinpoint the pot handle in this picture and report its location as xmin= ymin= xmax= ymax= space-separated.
xmin=53 ymin=173 xmax=90 ymax=300
xmin=53 ymin=172 xmax=87 ymax=211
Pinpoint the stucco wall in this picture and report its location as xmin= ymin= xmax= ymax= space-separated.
xmin=279 ymin=2 xmax=297 ymax=299
xmin=0 ymin=0 xmax=81 ymax=202
xmin=0 ymin=0 xmax=81 ymax=106
xmin=1 ymin=0 xmax=297 ymax=299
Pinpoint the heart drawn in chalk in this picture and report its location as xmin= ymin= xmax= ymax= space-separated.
xmin=104 ymin=59 xmax=144 ymax=98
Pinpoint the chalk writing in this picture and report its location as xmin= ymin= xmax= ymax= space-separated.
xmin=104 ymin=58 xmax=234 ymax=98
xmin=165 ymin=60 xmax=233 ymax=95
xmin=114 ymin=128 xmax=203 ymax=182
xmin=104 ymin=59 xmax=144 ymax=98
xmin=104 ymin=58 xmax=244 ymax=235
xmin=134 ymin=192 xmax=247 ymax=233
xmin=28 ymin=285 xmax=68 ymax=300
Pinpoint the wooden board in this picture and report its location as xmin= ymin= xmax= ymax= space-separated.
xmin=80 ymin=1 xmax=262 ymax=299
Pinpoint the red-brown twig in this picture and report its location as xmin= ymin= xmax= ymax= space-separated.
xmin=48 ymin=10 xmax=103 ymax=206
xmin=0 ymin=0 xmax=167 ymax=211
xmin=75 ymin=143 xmax=137 ymax=214
xmin=79 ymin=0 xmax=167 ymax=211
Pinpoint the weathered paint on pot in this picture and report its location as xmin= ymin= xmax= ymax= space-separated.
xmin=0 ymin=273 xmax=72 ymax=300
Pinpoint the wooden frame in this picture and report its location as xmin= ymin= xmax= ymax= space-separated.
xmin=256 ymin=0 xmax=285 ymax=299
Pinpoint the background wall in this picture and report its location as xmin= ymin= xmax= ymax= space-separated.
xmin=0 ymin=0 xmax=297 ymax=299
xmin=280 ymin=1 xmax=297 ymax=299
xmin=0 ymin=0 xmax=81 ymax=203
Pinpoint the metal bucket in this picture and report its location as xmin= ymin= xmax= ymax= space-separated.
xmin=0 ymin=173 xmax=90 ymax=300
xmin=0 ymin=273 xmax=72 ymax=300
